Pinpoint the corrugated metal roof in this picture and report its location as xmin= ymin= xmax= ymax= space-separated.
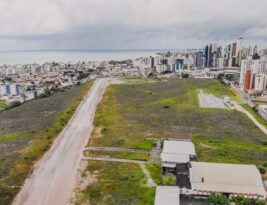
xmin=190 ymin=162 xmax=267 ymax=198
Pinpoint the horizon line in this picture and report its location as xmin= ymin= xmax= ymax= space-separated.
xmin=0 ymin=48 xmax=201 ymax=52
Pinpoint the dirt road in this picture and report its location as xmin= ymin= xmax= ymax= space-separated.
xmin=13 ymin=78 xmax=109 ymax=205
xmin=234 ymin=102 xmax=267 ymax=136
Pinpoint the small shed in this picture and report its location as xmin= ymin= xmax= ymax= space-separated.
xmin=161 ymin=139 xmax=196 ymax=168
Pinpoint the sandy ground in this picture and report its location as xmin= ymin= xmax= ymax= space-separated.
xmin=13 ymin=78 xmax=110 ymax=205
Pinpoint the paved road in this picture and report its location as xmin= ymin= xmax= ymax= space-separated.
xmin=198 ymin=89 xmax=226 ymax=109
xmin=13 ymin=78 xmax=110 ymax=205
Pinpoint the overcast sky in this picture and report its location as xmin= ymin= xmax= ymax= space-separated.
xmin=0 ymin=0 xmax=267 ymax=50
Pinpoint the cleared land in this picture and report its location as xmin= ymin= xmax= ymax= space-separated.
xmin=198 ymin=89 xmax=226 ymax=109
xmin=79 ymin=78 xmax=267 ymax=205
xmin=0 ymin=81 xmax=93 ymax=205
xmin=75 ymin=161 xmax=155 ymax=205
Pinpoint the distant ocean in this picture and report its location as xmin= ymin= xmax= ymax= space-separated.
xmin=0 ymin=50 xmax=172 ymax=65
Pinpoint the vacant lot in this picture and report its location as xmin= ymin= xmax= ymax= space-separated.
xmin=0 ymin=81 xmax=93 ymax=205
xmin=78 ymin=161 xmax=155 ymax=205
xmin=89 ymin=78 xmax=267 ymax=168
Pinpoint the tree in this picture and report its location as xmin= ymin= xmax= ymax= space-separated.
xmin=231 ymin=196 xmax=251 ymax=205
xmin=208 ymin=193 xmax=229 ymax=205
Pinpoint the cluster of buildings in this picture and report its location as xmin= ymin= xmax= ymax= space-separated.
xmin=239 ymin=58 xmax=267 ymax=94
xmin=155 ymin=139 xmax=266 ymax=205
xmin=0 ymin=61 xmax=104 ymax=103
xmin=130 ymin=38 xmax=266 ymax=75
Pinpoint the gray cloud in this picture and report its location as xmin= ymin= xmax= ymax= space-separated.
xmin=0 ymin=0 xmax=267 ymax=50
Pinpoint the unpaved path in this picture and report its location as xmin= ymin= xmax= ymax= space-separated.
xmin=234 ymin=102 xmax=267 ymax=136
xmin=13 ymin=78 xmax=110 ymax=205
xmin=84 ymin=146 xmax=150 ymax=153
xmin=82 ymin=156 xmax=147 ymax=164
xmin=139 ymin=164 xmax=156 ymax=187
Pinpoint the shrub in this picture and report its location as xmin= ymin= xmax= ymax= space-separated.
xmin=255 ymin=200 xmax=266 ymax=205
xmin=208 ymin=193 xmax=229 ymax=205
xmin=231 ymin=196 xmax=251 ymax=205
xmin=258 ymin=165 xmax=266 ymax=174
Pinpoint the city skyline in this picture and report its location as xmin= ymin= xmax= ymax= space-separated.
xmin=0 ymin=0 xmax=267 ymax=50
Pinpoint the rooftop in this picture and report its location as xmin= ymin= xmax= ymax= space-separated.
xmin=162 ymin=140 xmax=196 ymax=156
xmin=154 ymin=186 xmax=180 ymax=205
xmin=190 ymin=162 xmax=266 ymax=197
xmin=161 ymin=153 xmax=190 ymax=167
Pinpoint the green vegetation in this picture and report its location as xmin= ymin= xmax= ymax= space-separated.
xmin=193 ymin=135 xmax=267 ymax=165
xmin=90 ymin=79 xmax=267 ymax=167
xmin=0 ymin=100 xmax=9 ymax=111
xmin=161 ymin=173 xmax=176 ymax=186
xmin=256 ymin=200 xmax=266 ymax=205
xmin=231 ymin=196 xmax=251 ymax=205
xmin=84 ymin=150 xmax=151 ymax=161
xmin=208 ymin=193 xmax=229 ymax=205
xmin=0 ymin=81 xmax=93 ymax=205
xmin=80 ymin=161 xmax=155 ymax=205
xmin=134 ymin=138 xmax=156 ymax=150
xmin=145 ymin=164 xmax=162 ymax=185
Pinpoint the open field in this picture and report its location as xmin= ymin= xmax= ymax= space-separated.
xmin=81 ymin=78 xmax=267 ymax=205
xmin=77 ymin=161 xmax=155 ymax=205
xmin=89 ymin=78 xmax=267 ymax=170
xmin=0 ymin=81 xmax=93 ymax=205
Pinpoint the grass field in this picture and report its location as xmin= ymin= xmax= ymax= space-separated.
xmin=0 ymin=81 xmax=93 ymax=205
xmin=82 ymin=78 xmax=267 ymax=205
xmin=89 ymin=79 xmax=266 ymax=161
xmin=78 ymin=161 xmax=155 ymax=205
xmin=89 ymin=78 xmax=267 ymax=167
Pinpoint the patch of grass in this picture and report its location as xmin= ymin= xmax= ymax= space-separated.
xmin=84 ymin=150 xmax=151 ymax=161
xmin=0 ymin=101 xmax=9 ymax=111
xmin=134 ymin=139 xmax=156 ymax=151
xmin=193 ymin=135 xmax=267 ymax=165
xmin=203 ymin=83 xmax=235 ymax=98
xmin=146 ymin=163 xmax=162 ymax=185
xmin=0 ymin=133 xmax=19 ymax=143
xmin=162 ymin=173 xmax=176 ymax=186
xmin=82 ymin=161 xmax=155 ymax=205
xmin=0 ymin=81 xmax=93 ymax=205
